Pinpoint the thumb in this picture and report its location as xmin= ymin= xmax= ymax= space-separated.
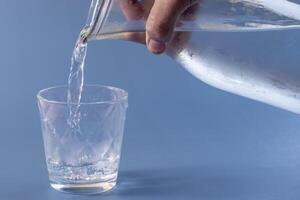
xmin=146 ymin=0 xmax=197 ymax=54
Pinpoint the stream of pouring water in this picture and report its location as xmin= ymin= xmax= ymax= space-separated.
xmin=67 ymin=30 xmax=88 ymax=130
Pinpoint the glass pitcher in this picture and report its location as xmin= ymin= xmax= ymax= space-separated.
xmin=82 ymin=0 xmax=300 ymax=114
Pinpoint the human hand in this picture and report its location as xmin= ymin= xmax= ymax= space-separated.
xmin=119 ymin=0 xmax=199 ymax=54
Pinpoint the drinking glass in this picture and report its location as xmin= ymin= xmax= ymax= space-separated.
xmin=37 ymin=85 xmax=128 ymax=194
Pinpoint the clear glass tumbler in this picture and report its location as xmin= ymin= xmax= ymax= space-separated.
xmin=37 ymin=85 xmax=128 ymax=194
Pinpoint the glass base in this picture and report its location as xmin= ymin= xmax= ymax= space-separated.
xmin=50 ymin=181 xmax=116 ymax=195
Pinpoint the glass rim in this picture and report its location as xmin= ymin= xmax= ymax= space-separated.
xmin=37 ymin=84 xmax=128 ymax=105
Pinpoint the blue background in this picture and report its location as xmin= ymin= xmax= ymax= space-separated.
xmin=1 ymin=0 xmax=300 ymax=199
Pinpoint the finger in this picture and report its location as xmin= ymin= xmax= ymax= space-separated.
xmin=146 ymin=0 xmax=198 ymax=54
xmin=119 ymin=0 xmax=144 ymax=20
xmin=181 ymin=2 xmax=200 ymax=21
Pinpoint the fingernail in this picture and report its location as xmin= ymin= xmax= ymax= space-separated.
xmin=149 ymin=39 xmax=166 ymax=53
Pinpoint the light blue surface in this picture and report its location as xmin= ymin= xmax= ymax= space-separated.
xmin=1 ymin=0 xmax=300 ymax=199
